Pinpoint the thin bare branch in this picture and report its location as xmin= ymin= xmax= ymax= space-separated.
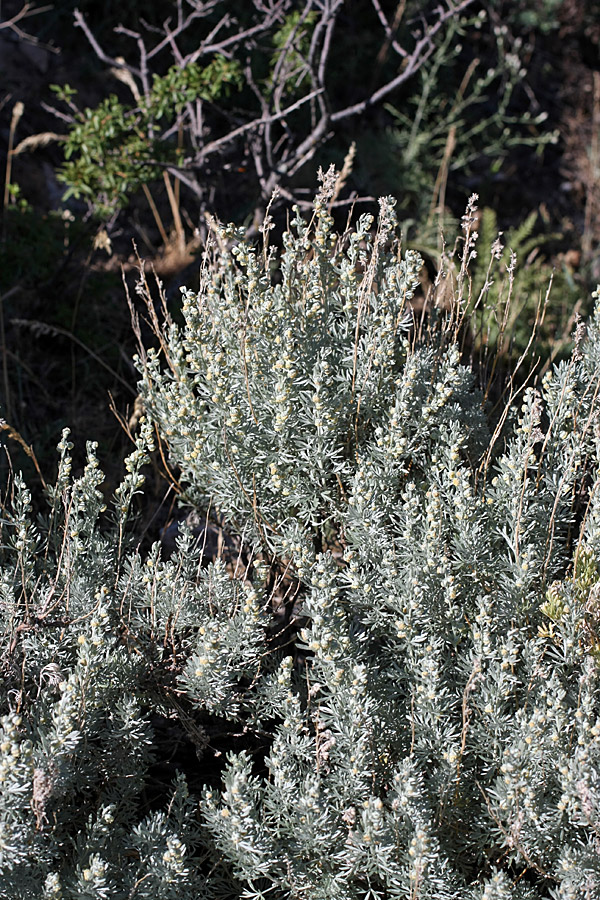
xmin=370 ymin=0 xmax=408 ymax=59
xmin=73 ymin=8 xmax=142 ymax=78
xmin=184 ymin=2 xmax=288 ymax=65
xmin=194 ymin=86 xmax=325 ymax=164
xmin=331 ymin=0 xmax=477 ymax=123
xmin=0 ymin=1 xmax=51 ymax=38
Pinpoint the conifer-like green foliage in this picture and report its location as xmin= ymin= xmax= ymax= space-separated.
xmin=2 ymin=180 xmax=600 ymax=898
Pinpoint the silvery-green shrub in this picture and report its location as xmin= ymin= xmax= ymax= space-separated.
xmin=1 ymin=176 xmax=600 ymax=898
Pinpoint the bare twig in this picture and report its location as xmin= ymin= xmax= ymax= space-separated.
xmin=331 ymin=0 xmax=476 ymax=123
xmin=0 ymin=1 xmax=51 ymax=39
xmin=194 ymin=87 xmax=325 ymax=164
xmin=373 ymin=0 xmax=408 ymax=63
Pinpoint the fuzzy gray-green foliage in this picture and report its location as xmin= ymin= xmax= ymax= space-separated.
xmin=137 ymin=170 xmax=488 ymax=546
xmin=1 ymin=180 xmax=600 ymax=898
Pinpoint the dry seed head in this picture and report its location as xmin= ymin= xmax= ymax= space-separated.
xmin=10 ymin=102 xmax=24 ymax=131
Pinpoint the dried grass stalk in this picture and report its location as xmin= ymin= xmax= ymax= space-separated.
xmin=12 ymin=132 xmax=66 ymax=155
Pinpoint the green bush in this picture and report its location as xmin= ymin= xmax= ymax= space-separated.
xmin=1 ymin=181 xmax=600 ymax=897
xmin=53 ymin=55 xmax=243 ymax=218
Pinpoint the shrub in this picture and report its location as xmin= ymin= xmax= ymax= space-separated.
xmin=45 ymin=0 xmax=552 ymax=229
xmin=1 ymin=180 xmax=600 ymax=897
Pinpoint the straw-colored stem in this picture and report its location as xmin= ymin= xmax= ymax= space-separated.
xmin=2 ymin=101 xmax=24 ymax=238
xmin=163 ymin=171 xmax=185 ymax=253
xmin=142 ymin=183 xmax=169 ymax=247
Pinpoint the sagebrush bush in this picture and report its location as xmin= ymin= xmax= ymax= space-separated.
xmin=1 ymin=177 xmax=600 ymax=898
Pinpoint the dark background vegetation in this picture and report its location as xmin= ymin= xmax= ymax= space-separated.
xmin=1 ymin=0 xmax=599 ymax=516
